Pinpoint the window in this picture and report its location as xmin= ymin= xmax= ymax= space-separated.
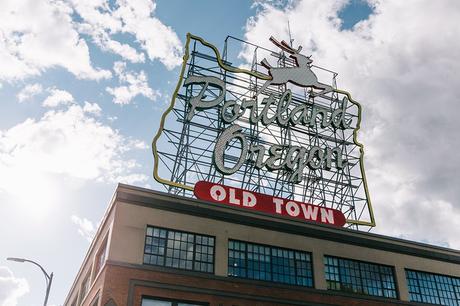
xmin=90 ymin=295 xmax=99 ymax=306
xmin=406 ymin=269 xmax=460 ymax=305
xmin=70 ymin=296 xmax=77 ymax=306
xmin=141 ymin=297 xmax=208 ymax=306
xmin=79 ymin=272 xmax=91 ymax=303
xmin=228 ymin=240 xmax=313 ymax=287
xmin=324 ymin=256 xmax=397 ymax=299
xmin=144 ymin=226 xmax=215 ymax=273
xmin=95 ymin=237 xmax=108 ymax=276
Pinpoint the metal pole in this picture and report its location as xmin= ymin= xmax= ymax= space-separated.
xmin=7 ymin=257 xmax=53 ymax=306
xmin=43 ymin=272 xmax=53 ymax=306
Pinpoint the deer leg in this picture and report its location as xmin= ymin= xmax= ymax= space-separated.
xmin=254 ymin=80 xmax=271 ymax=98
xmin=310 ymin=84 xmax=333 ymax=97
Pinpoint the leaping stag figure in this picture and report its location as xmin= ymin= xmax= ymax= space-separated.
xmin=255 ymin=36 xmax=333 ymax=97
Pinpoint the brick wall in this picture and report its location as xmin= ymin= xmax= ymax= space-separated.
xmin=98 ymin=262 xmax=413 ymax=306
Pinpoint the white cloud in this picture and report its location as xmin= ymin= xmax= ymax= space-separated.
xmin=106 ymin=61 xmax=160 ymax=104
xmin=71 ymin=215 xmax=97 ymax=242
xmin=0 ymin=103 xmax=148 ymax=211
xmin=115 ymin=0 xmax=182 ymax=69
xmin=42 ymin=88 xmax=74 ymax=107
xmin=83 ymin=101 xmax=102 ymax=116
xmin=0 ymin=266 xmax=29 ymax=306
xmin=16 ymin=83 xmax=43 ymax=103
xmin=79 ymin=25 xmax=146 ymax=63
xmin=242 ymin=0 xmax=460 ymax=248
xmin=0 ymin=0 xmax=111 ymax=81
xmin=114 ymin=173 xmax=150 ymax=185
xmin=129 ymin=139 xmax=148 ymax=150
xmin=0 ymin=0 xmax=182 ymax=82
xmin=369 ymin=167 xmax=460 ymax=247
xmin=70 ymin=0 xmax=182 ymax=68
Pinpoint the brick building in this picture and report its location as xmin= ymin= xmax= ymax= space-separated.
xmin=64 ymin=184 xmax=460 ymax=306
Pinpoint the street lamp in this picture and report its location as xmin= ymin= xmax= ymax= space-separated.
xmin=7 ymin=257 xmax=53 ymax=306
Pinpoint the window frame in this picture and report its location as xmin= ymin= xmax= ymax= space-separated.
xmin=405 ymin=268 xmax=460 ymax=305
xmin=70 ymin=296 xmax=78 ymax=306
xmin=89 ymin=291 xmax=100 ymax=306
xmin=141 ymin=295 xmax=209 ymax=306
xmin=324 ymin=254 xmax=399 ymax=299
xmin=227 ymin=239 xmax=314 ymax=288
xmin=79 ymin=270 xmax=92 ymax=304
xmin=143 ymin=225 xmax=216 ymax=274
xmin=94 ymin=235 xmax=108 ymax=277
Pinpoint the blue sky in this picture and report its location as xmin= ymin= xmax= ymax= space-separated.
xmin=0 ymin=1 xmax=270 ymax=305
xmin=2 ymin=0 xmax=460 ymax=305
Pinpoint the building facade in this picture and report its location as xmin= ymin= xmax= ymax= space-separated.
xmin=64 ymin=184 xmax=460 ymax=306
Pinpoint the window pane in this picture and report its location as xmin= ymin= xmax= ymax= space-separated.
xmin=141 ymin=299 xmax=172 ymax=306
xmin=228 ymin=240 xmax=312 ymax=287
xmin=141 ymin=298 xmax=206 ymax=306
xmin=324 ymin=256 xmax=397 ymax=299
xmin=144 ymin=226 xmax=214 ymax=274
xmin=406 ymin=269 xmax=460 ymax=305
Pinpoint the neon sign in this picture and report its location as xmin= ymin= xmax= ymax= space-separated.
xmin=194 ymin=181 xmax=346 ymax=227
xmin=152 ymin=34 xmax=375 ymax=229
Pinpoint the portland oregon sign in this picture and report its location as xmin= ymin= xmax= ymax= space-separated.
xmin=152 ymin=33 xmax=375 ymax=229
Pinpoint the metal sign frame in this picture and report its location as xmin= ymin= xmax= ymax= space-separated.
xmin=152 ymin=33 xmax=375 ymax=229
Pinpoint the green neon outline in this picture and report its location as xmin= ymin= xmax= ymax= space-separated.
xmin=151 ymin=33 xmax=375 ymax=227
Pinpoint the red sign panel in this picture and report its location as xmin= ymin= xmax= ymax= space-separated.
xmin=194 ymin=181 xmax=346 ymax=227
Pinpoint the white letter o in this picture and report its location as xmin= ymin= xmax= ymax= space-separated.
xmin=210 ymin=185 xmax=226 ymax=201
xmin=286 ymin=201 xmax=300 ymax=217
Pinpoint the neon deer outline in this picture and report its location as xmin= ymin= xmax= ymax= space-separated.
xmin=255 ymin=37 xmax=333 ymax=97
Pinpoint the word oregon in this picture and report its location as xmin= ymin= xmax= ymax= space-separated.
xmin=213 ymin=124 xmax=346 ymax=183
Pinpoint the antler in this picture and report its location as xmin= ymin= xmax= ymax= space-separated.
xmin=269 ymin=36 xmax=302 ymax=54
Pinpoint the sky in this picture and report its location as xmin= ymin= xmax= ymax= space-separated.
xmin=0 ymin=0 xmax=459 ymax=305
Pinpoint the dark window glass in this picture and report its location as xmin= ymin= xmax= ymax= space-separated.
xmin=141 ymin=297 xmax=208 ymax=306
xmin=91 ymin=295 xmax=99 ymax=306
xmin=324 ymin=256 xmax=397 ymax=299
xmin=80 ymin=272 xmax=91 ymax=302
xmin=228 ymin=240 xmax=313 ymax=287
xmin=144 ymin=226 xmax=214 ymax=274
xmin=406 ymin=269 xmax=460 ymax=305
xmin=95 ymin=237 xmax=107 ymax=276
xmin=70 ymin=297 xmax=77 ymax=306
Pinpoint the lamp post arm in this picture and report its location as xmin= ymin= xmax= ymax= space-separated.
xmin=20 ymin=259 xmax=51 ymax=280
xmin=7 ymin=257 xmax=53 ymax=306
xmin=14 ymin=259 xmax=52 ymax=306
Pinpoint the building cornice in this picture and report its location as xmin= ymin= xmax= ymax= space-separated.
xmin=115 ymin=184 xmax=460 ymax=265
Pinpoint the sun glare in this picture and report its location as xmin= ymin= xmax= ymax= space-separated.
xmin=1 ymin=166 xmax=60 ymax=218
